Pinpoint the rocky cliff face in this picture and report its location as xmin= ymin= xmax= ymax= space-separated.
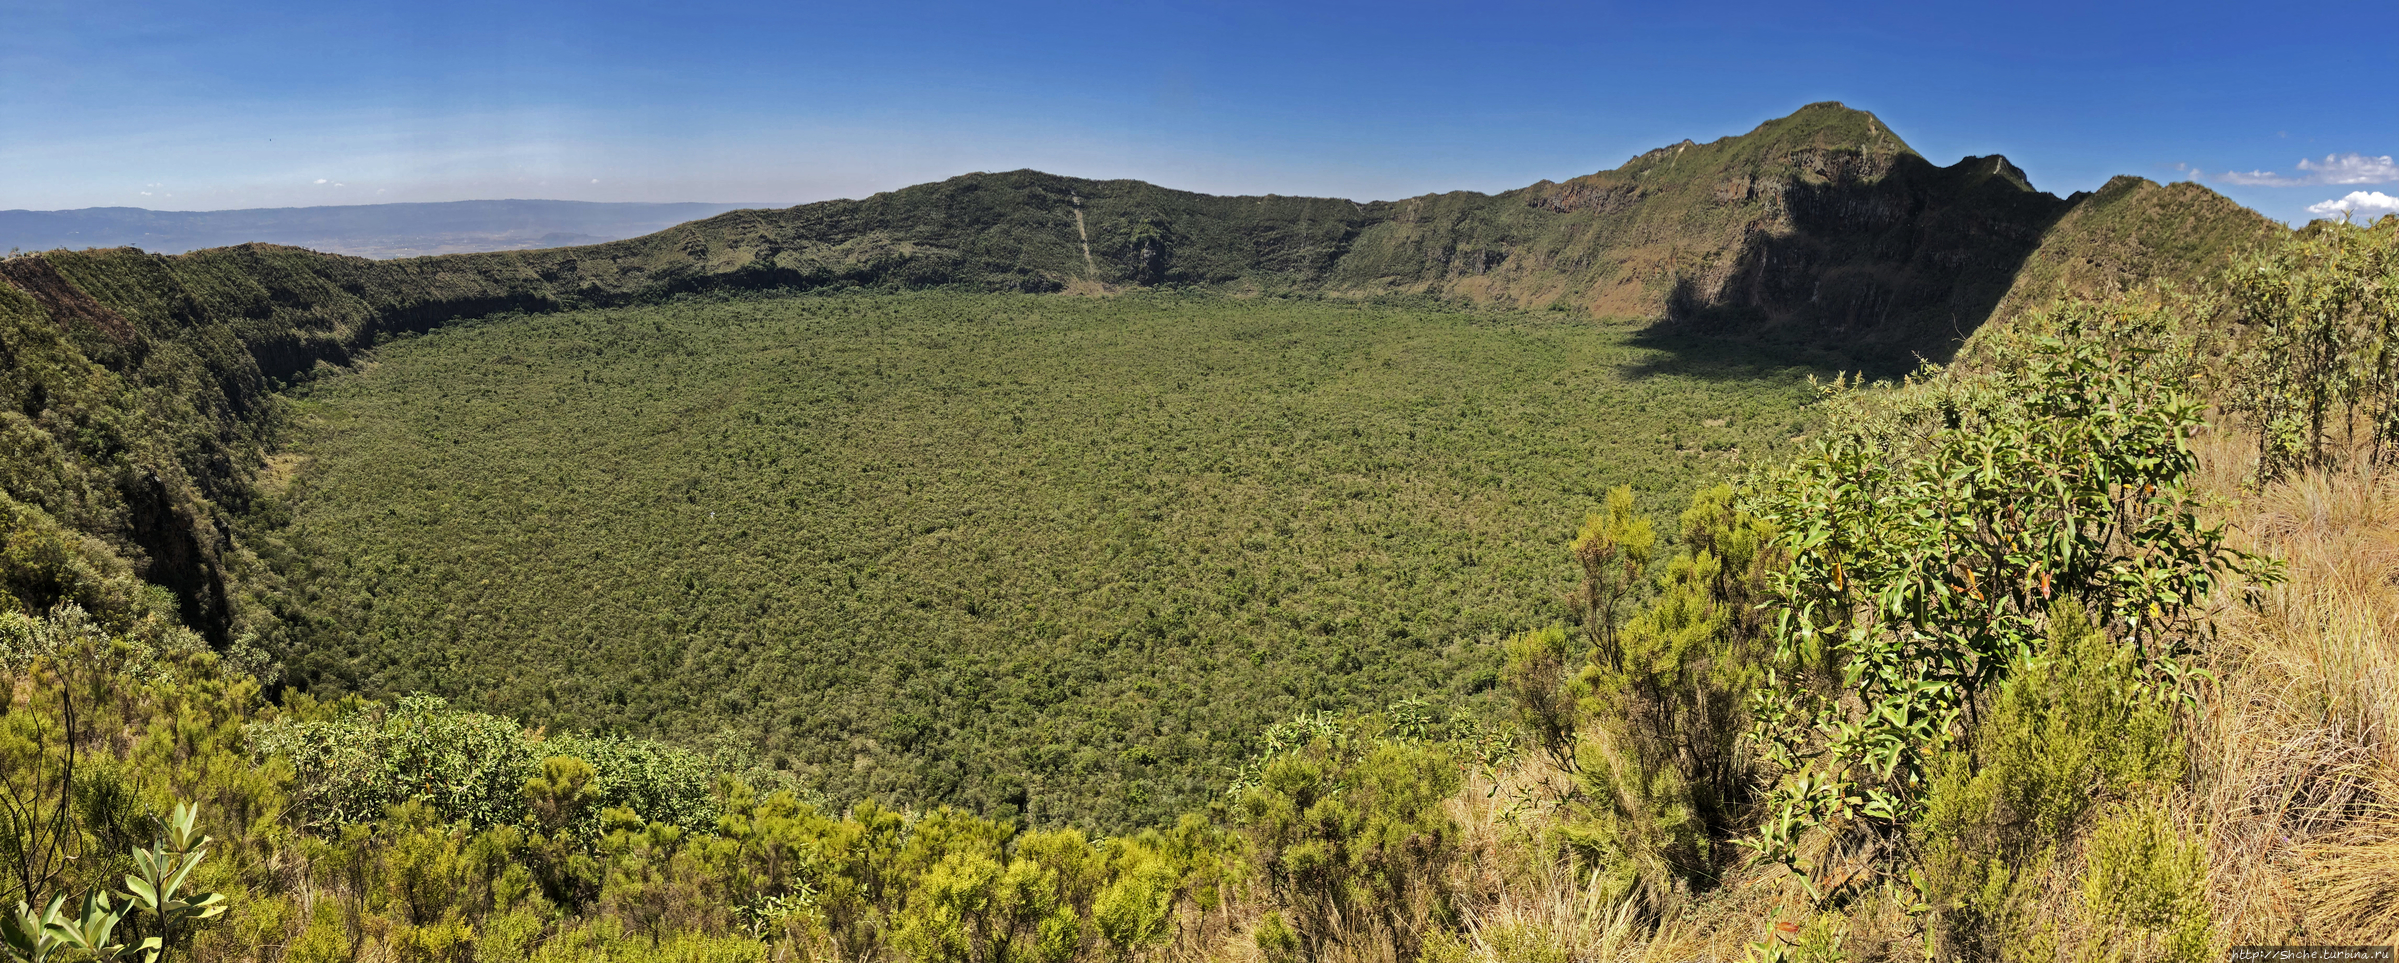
xmin=1656 ymin=152 xmax=2076 ymax=360
xmin=1315 ymin=105 xmax=2105 ymax=368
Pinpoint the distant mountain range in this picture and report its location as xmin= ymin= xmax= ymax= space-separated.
xmin=0 ymin=199 xmax=779 ymax=258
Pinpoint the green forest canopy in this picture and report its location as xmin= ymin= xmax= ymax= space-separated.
xmin=256 ymin=291 xmax=1825 ymax=828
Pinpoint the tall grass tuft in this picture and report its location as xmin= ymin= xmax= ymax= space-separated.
xmin=2195 ymin=428 xmax=2399 ymax=943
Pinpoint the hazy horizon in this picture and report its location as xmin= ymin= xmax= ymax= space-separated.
xmin=2 ymin=198 xmax=793 ymax=214
xmin=0 ymin=197 xmax=785 ymax=257
xmin=6 ymin=1 xmax=2394 ymax=227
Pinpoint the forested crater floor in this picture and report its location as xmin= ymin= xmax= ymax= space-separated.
xmin=256 ymin=291 xmax=1821 ymax=828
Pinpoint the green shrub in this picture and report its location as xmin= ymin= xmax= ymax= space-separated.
xmin=1091 ymin=848 xmax=1174 ymax=959
xmin=600 ymin=809 xmax=728 ymax=946
xmin=1916 ymin=599 xmax=2186 ymax=958
xmin=1744 ymin=299 xmax=2266 ymax=895
xmin=1254 ymin=911 xmax=1302 ymax=963
xmin=2081 ymin=803 xmax=2212 ymax=962
xmin=1234 ymin=732 xmax=1462 ymax=962
xmin=1571 ymin=485 xmax=1657 ymax=671
xmin=251 ymin=695 xmax=734 ymax=836
xmin=892 ymin=847 xmax=1078 ymax=963
xmin=812 ymin=799 xmax=907 ymax=960
xmin=2225 ymin=216 xmax=2399 ymax=478
xmin=1500 ymin=625 xmax=1578 ymax=769
xmin=524 ymin=756 xmax=598 ymax=836
xmin=253 ymin=695 xmax=539 ymax=829
xmin=1558 ymin=484 xmax=1777 ymax=915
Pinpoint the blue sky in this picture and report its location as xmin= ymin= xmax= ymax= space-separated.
xmin=4 ymin=0 xmax=2393 ymax=225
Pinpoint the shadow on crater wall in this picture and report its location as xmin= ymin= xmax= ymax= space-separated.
xmin=1648 ymin=152 xmax=2074 ymax=377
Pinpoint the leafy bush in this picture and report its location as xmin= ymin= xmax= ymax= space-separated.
xmin=250 ymin=695 xmax=756 ymax=842
xmin=1498 ymin=485 xmax=1665 ymax=777
xmin=1 ymin=802 xmax=230 ymax=963
xmin=1571 ymin=485 xmax=1656 ymax=671
xmin=2226 ymin=216 xmax=2399 ymax=477
xmin=255 ymin=695 xmax=538 ymax=829
xmin=892 ymin=843 xmax=1079 ymax=963
xmin=1743 ymin=299 xmax=2267 ymax=897
xmin=1499 ymin=626 xmax=1578 ymax=771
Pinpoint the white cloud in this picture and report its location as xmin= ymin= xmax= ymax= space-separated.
xmin=2299 ymin=153 xmax=2399 ymax=184
xmin=2220 ymin=169 xmax=2286 ymax=186
xmin=2223 ymin=153 xmax=2398 ymax=187
xmin=315 ymin=178 xmax=328 ymax=184
xmin=2307 ymin=191 xmax=2399 ymax=219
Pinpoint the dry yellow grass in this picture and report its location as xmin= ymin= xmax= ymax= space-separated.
xmin=1429 ymin=756 xmax=1828 ymax=962
xmin=2190 ymin=428 xmax=2399 ymax=944
xmin=1438 ymin=761 xmax=1655 ymax=962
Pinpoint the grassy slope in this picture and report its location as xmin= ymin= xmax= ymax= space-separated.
xmin=1989 ymin=176 xmax=2286 ymax=322
xmin=262 ymin=291 xmax=1822 ymax=828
